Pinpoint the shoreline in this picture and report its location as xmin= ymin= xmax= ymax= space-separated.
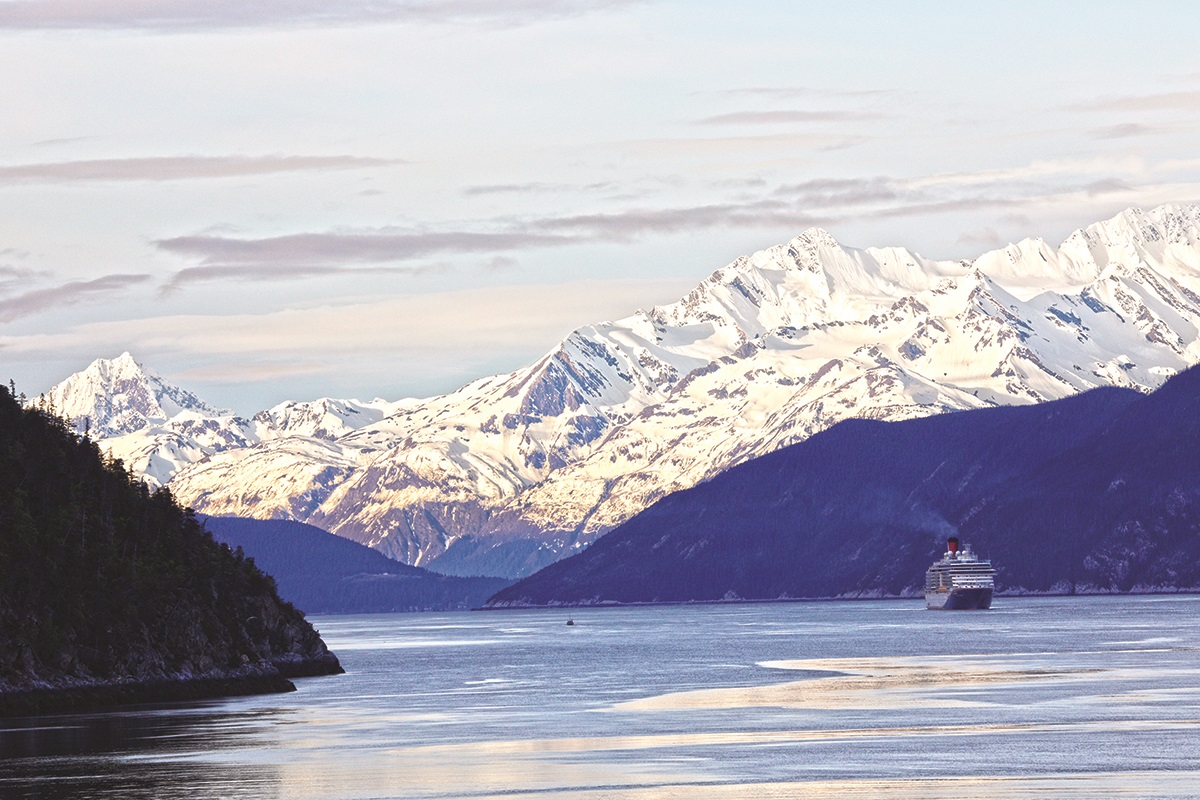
xmin=0 ymin=655 xmax=344 ymax=718
xmin=477 ymin=587 xmax=1200 ymax=611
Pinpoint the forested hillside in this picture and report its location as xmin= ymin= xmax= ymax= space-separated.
xmin=0 ymin=386 xmax=341 ymax=715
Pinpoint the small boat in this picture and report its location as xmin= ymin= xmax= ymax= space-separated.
xmin=925 ymin=536 xmax=995 ymax=610
xmin=566 ymin=618 xmax=574 ymax=626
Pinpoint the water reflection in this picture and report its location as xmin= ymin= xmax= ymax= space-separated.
xmin=0 ymin=705 xmax=294 ymax=799
xmin=2 ymin=596 xmax=1200 ymax=799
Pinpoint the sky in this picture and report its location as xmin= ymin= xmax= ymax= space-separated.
xmin=3 ymin=0 xmax=1200 ymax=413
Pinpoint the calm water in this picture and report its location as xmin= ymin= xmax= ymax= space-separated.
xmin=3 ymin=596 xmax=1200 ymax=799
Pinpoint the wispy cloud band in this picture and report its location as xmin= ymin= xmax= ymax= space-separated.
xmin=0 ymin=273 xmax=150 ymax=322
xmin=156 ymin=230 xmax=576 ymax=266
xmin=694 ymin=110 xmax=881 ymax=126
xmin=0 ymin=0 xmax=640 ymax=31
xmin=1075 ymin=90 xmax=1200 ymax=113
xmin=0 ymin=155 xmax=398 ymax=184
xmin=150 ymin=159 xmax=1160 ymax=289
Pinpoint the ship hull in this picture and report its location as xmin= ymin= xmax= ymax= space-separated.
xmin=925 ymin=587 xmax=993 ymax=610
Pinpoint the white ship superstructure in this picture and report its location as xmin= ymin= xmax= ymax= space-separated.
xmin=925 ymin=537 xmax=995 ymax=610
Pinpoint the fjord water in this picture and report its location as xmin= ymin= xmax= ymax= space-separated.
xmin=3 ymin=596 xmax=1200 ymax=799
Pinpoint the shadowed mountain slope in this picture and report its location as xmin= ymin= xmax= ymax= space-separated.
xmin=487 ymin=365 xmax=1200 ymax=606
xmin=201 ymin=516 xmax=511 ymax=613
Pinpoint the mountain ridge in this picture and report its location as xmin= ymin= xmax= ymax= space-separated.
xmin=486 ymin=367 xmax=1200 ymax=607
xmin=44 ymin=204 xmax=1200 ymax=577
xmin=201 ymin=516 xmax=512 ymax=613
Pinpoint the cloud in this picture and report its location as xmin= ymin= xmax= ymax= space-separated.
xmin=30 ymin=136 xmax=96 ymax=148
xmin=464 ymin=182 xmax=566 ymax=196
xmin=0 ymin=265 xmax=51 ymax=297
xmin=0 ymin=264 xmax=48 ymax=288
xmin=712 ymin=87 xmax=893 ymax=101
xmin=765 ymin=167 xmax=1147 ymax=229
xmin=694 ymin=110 xmax=881 ymax=126
xmin=0 ymin=273 xmax=151 ymax=322
xmin=159 ymin=262 xmax=449 ymax=294
xmin=774 ymin=177 xmax=901 ymax=208
xmin=1083 ymin=178 xmax=1134 ymax=195
xmin=463 ymin=181 xmax=618 ymax=196
xmin=868 ymin=196 xmax=1024 ymax=220
xmin=1074 ymin=90 xmax=1200 ymax=113
xmin=155 ymin=229 xmax=576 ymax=290
xmin=612 ymin=131 xmax=874 ymax=160
xmin=152 ymin=155 xmax=1184 ymax=291
xmin=957 ymin=227 xmax=1004 ymax=249
xmin=157 ymin=229 xmax=575 ymax=265
xmin=531 ymin=201 xmax=828 ymax=240
xmin=903 ymin=156 xmax=1148 ymax=191
xmin=0 ymin=155 xmax=398 ymax=184
xmin=483 ymin=256 xmax=520 ymax=271
xmin=0 ymin=0 xmax=641 ymax=31
xmin=155 ymin=200 xmax=827 ymax=289
xmin=1091 ymin=123 xmax=1161 ymax=139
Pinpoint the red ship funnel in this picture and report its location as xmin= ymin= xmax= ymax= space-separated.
xmin=947 ymin=536 xmax=959 ymax=554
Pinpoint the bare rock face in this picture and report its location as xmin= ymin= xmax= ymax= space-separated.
xmin=49 ymin=205 xmax=1200 ymax=577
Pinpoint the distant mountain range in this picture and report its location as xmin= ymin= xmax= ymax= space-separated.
xmin=42 ymin=204 xmax=1200 ymax=578
xmin=45 ymin=351 xmax=412 ymax=489
xmin=486 ymin=364 xmax=1200 ymax=606
xmin=201 ymin=516 xmax=510 ymax=613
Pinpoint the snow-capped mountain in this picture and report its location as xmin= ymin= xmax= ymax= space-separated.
xmin=255 ymin=397 xmax=416 ymax=441
xmin=52 ymin=205 xmax=1200 ymax=577
xmin=47 ymin=351 xmax=224 ymax=438
xmin=44 ymin=353 xmax=409 ymax=488
xmin=42 ymin=352 xmax=254 ymax=486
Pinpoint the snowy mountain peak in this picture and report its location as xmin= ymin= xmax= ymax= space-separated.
xmin=970 ymin=204 xmax=1200 ymax=299
xmin=46 ymin=353 xmax=224 ymax=437
xmin=47 ymin=203 xmax=1200 ymax=579
xmin=256 ymin=397 xmax=412 ymax=441
xmin=787 ymin=226 xmax=842 ymax=260
xmin=1091 ymin=204 xmax=1200 ymax=246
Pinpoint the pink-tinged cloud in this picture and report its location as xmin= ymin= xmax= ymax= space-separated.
xmin=158 ymin=202 xmax=826 ymax=279
xmin=713 ymin=87 xmax=894 ymax=101
xmin=1090 ymin=123 xmax=1161 ymax=139
xmin=157 ymin=230 xmax=576 ymax=266
xmin=152 ymin=161 xmax=1164 ymax=290
xmin=155 ymin=230 xmax=576 ymax=291
xmin=0 ymin=155 xmax=398 ymax=184
xmin=0 ymin=0 xmax=642 ymax=30
xmin=531 ymin=201 xmax=829 ymax=239
xmin=0 ymin=274 xmax=151 ymax=322
xmin=694 ymin=110 xmax=882 ymax=126
xmin=1075 ymin=90 xmax=1200 ymax=113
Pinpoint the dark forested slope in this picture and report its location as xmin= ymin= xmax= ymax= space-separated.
xmin=488 ymin=365 xmax=1200 ymax=607
xmin=0 ymin=386 xmax=341 ymax=715
xmin=202 ymin=516 xmax=511 ymax=613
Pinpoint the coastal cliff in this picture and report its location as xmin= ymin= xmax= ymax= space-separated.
xmin=0 ymin=385 xmax=341 ymax=716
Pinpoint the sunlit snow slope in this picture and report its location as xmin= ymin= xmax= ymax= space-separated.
xmin=49 ymin=205 xmax=1200 ymax=577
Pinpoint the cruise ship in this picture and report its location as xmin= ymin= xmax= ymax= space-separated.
xmin=925 ymin=537 xmax=995 ymax=610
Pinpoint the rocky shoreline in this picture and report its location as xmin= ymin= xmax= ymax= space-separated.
xmin=0 ymin=654 xmax=343 ymax=717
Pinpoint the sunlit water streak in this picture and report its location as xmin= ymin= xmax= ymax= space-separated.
xmin=3 ymin=595 xmax=1200 ymax=799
